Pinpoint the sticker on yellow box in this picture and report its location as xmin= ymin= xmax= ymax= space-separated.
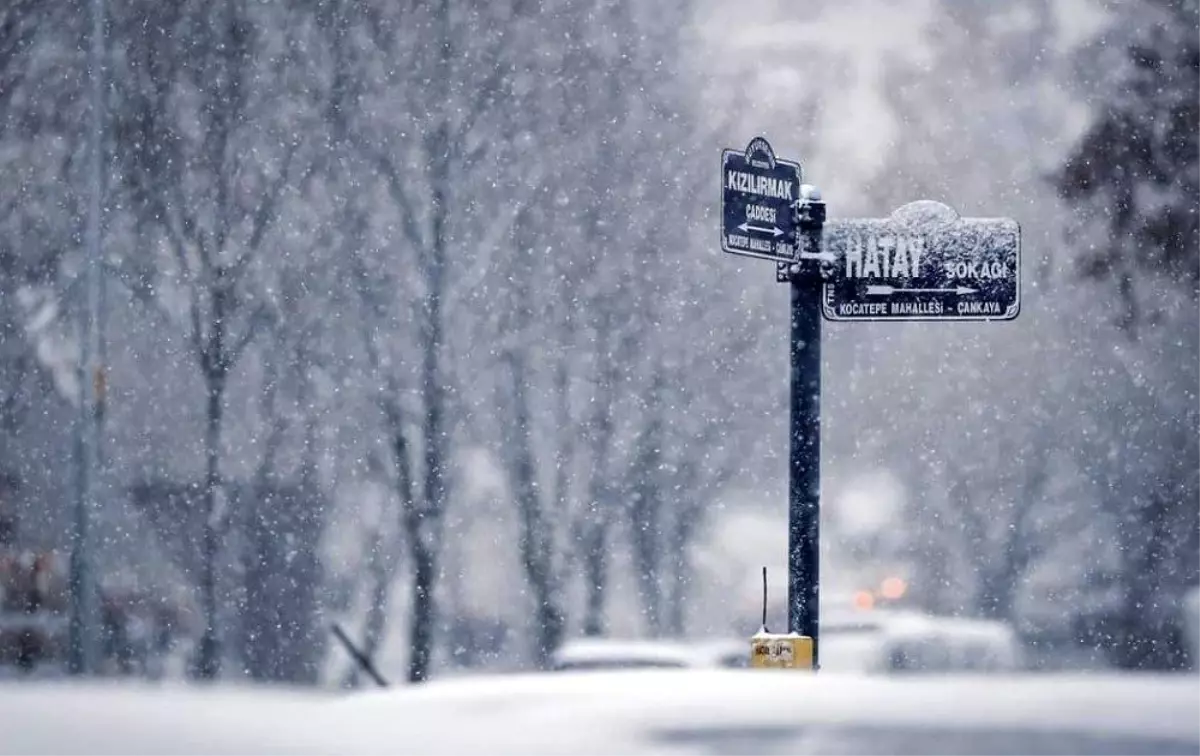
xmin=749 ymin=632 xmax=813 ymax=669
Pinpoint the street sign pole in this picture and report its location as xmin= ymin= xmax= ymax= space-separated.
xmin=787 ymin=189 xmax=825 ymax=669
xmin=722 ymin=137 xmax=1020 ymax=673
xmin=723 ymin=137 xmax=820 ymax=670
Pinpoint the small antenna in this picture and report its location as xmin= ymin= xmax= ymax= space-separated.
xmin=761 ymin=566 xmax=769 ymax=631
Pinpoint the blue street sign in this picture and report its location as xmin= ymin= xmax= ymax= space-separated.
xmin=820 ymin=201 xmax=1021 ymax=322
xmin=721 ymin=137 xmax=803 ymax=263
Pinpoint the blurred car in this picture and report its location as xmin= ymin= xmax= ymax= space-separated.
xmin=820 ymin=609 xmax=1021 ymax=674
xmin=2 ymin=669 xmax=1196 ymax=754
xmin=549 ymin=637 xmax=750 ymax=671
xmin=1184 ymin=585 xmax=1199 ymax=667
xmin=549 ymin=610 xmax=1022 ymax=676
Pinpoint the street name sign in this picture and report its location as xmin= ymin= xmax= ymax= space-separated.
xmin=721 ymin=137 xmax=803 ymax=263
xmin=821 ymin=200 xmax=1020 ymax=322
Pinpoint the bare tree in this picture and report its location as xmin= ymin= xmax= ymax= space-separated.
xmin=629 ymin=290 xmax=759 ymax=638
xmin=0 ymin=0 xmax=81 ymax=433
xmin=311 ymin=0 xmax=546 ymax=682
xmin=495 ymin=211 xmax=568 ymax=666
xmin=109 ymin=0 xmax=317 ymax=678
xmin=0 ymin=1 xmax=39 ymax=118
xmin=0 ymin=0 xmax=44 ymax=437
xmin=239 ymin=247 xmax=336 ymax=683
xmin=454 ymin=0 xmax=748 ymax=643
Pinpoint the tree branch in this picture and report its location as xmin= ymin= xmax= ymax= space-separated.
xmin=228 ymin=301 xmax=273 ymax=366
xmin=186 ymin=281 xmax=207 ymax=369
xmin=359 ymin=137 xmax=427 ymax=254
xmin=0 ymin=0 xmax=38 ymax=120
xmin=104 ymin=259 xmax=175 ymax=327
xmin=245 ymin=140 xmax=301 ymax=254
xmin=449 ymin=161 xmax=547 ymax=308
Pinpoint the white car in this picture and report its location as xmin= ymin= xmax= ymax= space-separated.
xmin=1184 ymin=585 xmax=1199 ymax=667
xmin=820 ymin=609 xmax=1021 ymax=673
xmin=549 ymin=637 xmax=750 ymax=671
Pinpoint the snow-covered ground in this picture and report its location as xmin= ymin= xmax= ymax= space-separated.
xmin=0 ymin=681 xmax=328 ymax=755
xmin=2 ymin=669 xmax=1196 ymax=754
xmin=325 ymin=671 xmax=1200 ymax=754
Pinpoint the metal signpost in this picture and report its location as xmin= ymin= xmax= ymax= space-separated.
xmin=721 ymin=137 xmax=1021 ymax=671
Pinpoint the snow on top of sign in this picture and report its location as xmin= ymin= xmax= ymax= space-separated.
xmin=890 ymin=200 xmax=960 ymax=229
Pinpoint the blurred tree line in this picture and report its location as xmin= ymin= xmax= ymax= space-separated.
xmin=0 ymin=0 xmax=759 ymax=683
xmin=1052 ymin=0 xmax=1198 ymax=669
xmin=859 ymin=0 xmax=1198 ymax=670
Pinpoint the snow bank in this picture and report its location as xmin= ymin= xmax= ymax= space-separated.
xmin=326 ymin=670 xmax=1199 ymax=754
xmin=0 ymin=681 xmax=334 ymax=755
xmin=3 ymin=670 xmax=1195 ymax=754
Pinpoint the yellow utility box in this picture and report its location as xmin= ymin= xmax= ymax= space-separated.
xmin=749 ymin=631 xmax=814 ymax=670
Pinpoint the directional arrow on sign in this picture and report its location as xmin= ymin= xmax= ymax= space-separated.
xmin=738 ymin=222 xmax=784 ymax=237
xmin=865 ymin=285 xmax=978 ymax=296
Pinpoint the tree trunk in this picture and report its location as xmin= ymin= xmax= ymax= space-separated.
xmin=549 ymin=358 xmax=575 ymax=637
xmin=344 ymin=528 xmax=393 ymax=688
xmin=360 ymin=551 xmax=392 ymax=676
xmin=406 ymin=518 xmax=437 ymax=682
xmin=507 ymin=349 xmax=565 ymax=666
xmin=631 ymin=501 xmax=661 ymax=637
xmin=976 ymin=569 xmax=1017 ymax=622
xmin=580 ymin=321 xmax=617 ymax=638
xmin=358 ymin=412 xmax=414 ymax=687
xmin=406 ymin=116 xmax=450 ymax=683
xmin=282 ymin=400 xmax=325 ymax=684
xmin=242 ymin=491 xmax=280 ymax=681
xmin=504 ymin=208 xmax=566 ymax=667
xmin=1114 ymin=495 xmax=1189 ymax=670
xmin=532 ymin=573 xmax=566 ymax=666
xmin=394 ymin=412 xmax=437 ymax=683
xmin=663 ymin=460 xmax=698 ymax=637
xmin=663 ymin=512 xmax=691 ymax=637
xmin=974 ymin=447 xmax=1046 ymax=622
xmin=629 ymin=373 xmax=665 ymax=637
xmin=581 ymin=519 xmax=607 ymax=637
xmin=196 ymin=372 xmax=224 ymax=679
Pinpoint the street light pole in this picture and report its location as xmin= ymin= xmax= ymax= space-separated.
xmin=69 ymin=0 xmax=105 ymax=676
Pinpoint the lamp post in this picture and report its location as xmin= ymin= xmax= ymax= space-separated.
xmin=68 ymin=0 xmax=106 ymax=676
